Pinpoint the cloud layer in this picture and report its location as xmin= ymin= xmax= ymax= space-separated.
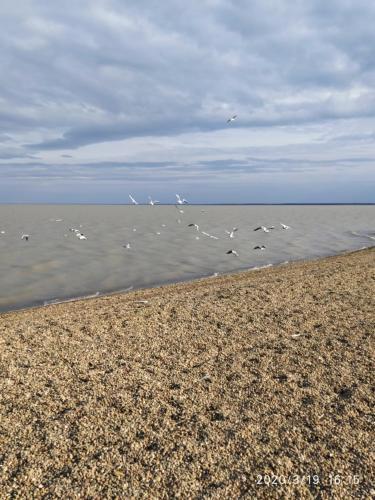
xmin=0 ymin=0 xmax=374 ymax=202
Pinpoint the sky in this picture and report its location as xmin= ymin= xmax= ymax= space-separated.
xmin=0 ymin=0 xmax=375 ymax=203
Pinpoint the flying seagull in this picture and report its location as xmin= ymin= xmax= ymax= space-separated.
xmin=225 ymin=227 xmax=238 ymax=238
xmin=280 ymin=223 xmax=291 ymax=230
xmin=76 ymin=232 xmax=87 ymax=240
xmin=123 ymin=243 xmax=131 ymax=249
xmin=227 ymin=114 xmax=237 ymax=123
xmin=129 ymin=194 xmax=138 ymax=205
xmin=21 ymin=234 xmax=30 ymax=241
xmin=254 ymin=245 xmax=266 ymax=250
xmin=201 ymin=231 xmax=217 ymax=239
xmin=226 ymin=249 xmax=239 ymax=256
xmin=188 ymin=223 xmax=200 ymax=231
xmin=148 ymin=197 xmax=160 ymax=206
xmin=254 ymin=226 xmax=274 ymax=233
xmin=176 ymin=194 xmax=188 ymax=205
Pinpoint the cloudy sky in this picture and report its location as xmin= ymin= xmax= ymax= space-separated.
xmin=1 ymin=0 xmax=374 ymax=203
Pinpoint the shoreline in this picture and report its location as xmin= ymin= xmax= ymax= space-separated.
xmin=0 ymin=247 xmax=374 ymax=497
xmin=1 ymin=244 xmax=373 ymax=316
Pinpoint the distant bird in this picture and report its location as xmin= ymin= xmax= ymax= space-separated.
xmin=227 ymin=114 xmax=237 ymax=123
xmin=280 ymin=223 xmax=291 ymax=230
xmin=254 ymin=226 xmax=274 ymax=233
xmin=21 ymin=234 xmax=29 ymax=241
xmin=226 ymin=249 xmax=239 ymax=256
xmin=76 ymin=232 xmax=87 ymax=240
xmin=201 ymin=231 xmax=220 ymax=240
xmin=225 ymin=227 xmax=238 ymax=238
xmin=254 ymin=245 xmax=266 ymax=250
xmin=0 ymin=230 xmax=5 ymax=234
xmin=188 ymin=223 xmax=199 ymax=231
xmin=148 ymin=197 xmax=160 ymax=206
xmin=129 ymin=194 xmax=138 ymax=205
xmin=176 ymin=194 xmax=188 ymax=205
xmin=123 ymin=243 xmax=131 ymax=249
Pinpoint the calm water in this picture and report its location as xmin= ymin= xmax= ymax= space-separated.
xmin=0 ymin=204 xmax=374 ymax=312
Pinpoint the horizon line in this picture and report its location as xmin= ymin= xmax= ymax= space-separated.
xmin=0 ymin=202 xmax=374 ymax=206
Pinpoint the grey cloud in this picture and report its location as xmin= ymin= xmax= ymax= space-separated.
xmin=1 ymin=0 xmax=375 ymax=151
xmin=0 ymin=0 xmax=374 ymax=202
xmin=1 ymin=153 xmax=372 ymax=185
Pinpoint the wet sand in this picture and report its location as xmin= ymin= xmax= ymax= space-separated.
xmin=0 ymin=248 xmax=374 ymax=498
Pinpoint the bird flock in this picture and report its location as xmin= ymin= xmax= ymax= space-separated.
xmin=125 ymin=193 xmax=291 ymax=258
xmin=1 ymin=115 xmax=292 ymax=258
xmin=1 ymin=191 xmax=291 ymax=261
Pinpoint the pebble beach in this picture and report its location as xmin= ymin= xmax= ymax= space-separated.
xmin=0 ymin=248 xmax=374 ymax=498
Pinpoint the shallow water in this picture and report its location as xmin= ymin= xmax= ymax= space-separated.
xmin=0 ymin=204 xmax=374 ymax=312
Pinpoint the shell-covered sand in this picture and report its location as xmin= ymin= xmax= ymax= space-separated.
xmin=0 ymin=249 xmax=374 ymax=499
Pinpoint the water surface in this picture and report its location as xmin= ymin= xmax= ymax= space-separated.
xmin=0 ymin=204 xmax=373 ymax=312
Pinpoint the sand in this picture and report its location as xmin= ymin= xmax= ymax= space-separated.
xmin=0 ymin=248 xmax=374 ymax=499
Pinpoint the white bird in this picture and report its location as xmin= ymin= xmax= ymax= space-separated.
xmin=225 ymin=227 xmax=238 ymax=238
xmin=21 ymin=234 xmax=30 ymax=241
xmin=226 ymin=249 xmax=239 ymax=256
xmin=0 ymin=230 xmax=5 ymax=234
xmin=129 ymin=194 xmax=138 ymax=205
xmin=280 ymin=223 xmax=291 ymax=230
xmin=176 ymin=194 xmax=188 ymax=205
xmin=254 ymin=226 xmax=274 ymax=233
xmin=201 ymin=230 xmax=219 ymax=240
xmin=148 ymin=197 xmax=160 ymax=206
xmin=254 ymin=245 xmax=266 ymax=250
xmin=76 ymin=232 xmax=87 ymax=240
xmin=227 ymin=114 xmax=237 ymax=123
xmin=123 ymin=243 xmax=131 ymax=249
xmin=188 ymin=223 xmax=200 ymax=231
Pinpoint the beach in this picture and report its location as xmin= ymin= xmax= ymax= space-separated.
xmin=0 ymin=248 xmax=374 ymax=498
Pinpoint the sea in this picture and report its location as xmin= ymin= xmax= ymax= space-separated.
xmin=0 ymin=204 xmax=374 ymax=312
